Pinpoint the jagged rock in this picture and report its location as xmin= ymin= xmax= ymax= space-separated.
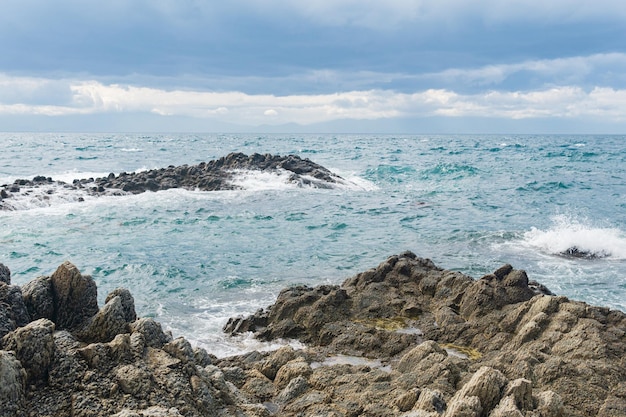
xmin=0 ymin=350 xmax=26 ymax=417
xmin=2 ymin=153 xmax=346 ymax=210
xmin=105 ymin=288 xmax=137 ymax=323
xmin=275 ymin=375 xmax=309 ymax=403
xmin=241 ymin=369 xmax=275 ymax=401
xmin=447 ymin=366 xmax=508 ymax=416
xmin=1 ymin=318 xmax=55 ymax=382
xmin=129 ymin=317 xmax=172 ymax=348
xmin=444 ymin=395 xmax=483 ymax=417
xmin=76 ymin=295 xmax=130 ymax=343
xmin=3 ymin=255 xmax=626 ymax=416
xmin=163 ymin=337 xmax=195 ymax=363
xmin=534 ymin=391 xmax=564 ymax=417
xmin=397 ymin=340 xmax=447 ymax=373
xmin=274 ymin=358 xmax=312 ymax=390
xmin=502 ymin=378 xmax=533 ymax=411
xmin=0 ymin=263 xmax=10 ymax=284
xmin=193 ymin=346 xmax=214 ymax=367
xmin=223 ymin=252 xmax=626 ymax=415
xmin=490 ymin=396 xmax=524 ymax=417
xmin=114 ymin=364 xmax=152 ymax=396
xmin=21 ymin=275 xmax=54 ymax=321
xmin=414 ymin=388 xmax=447 ymax=413
xmin=47 ymin=330 xmax=85 ymax=388
xmin=257 ymin=345 xmax=297 ymax=380
xmin=50 ymin=261 xmax=99 ymax=330
xmin=394 ymin=388 xmax=421 ymax=411
xmin=0 ymin=283 xmax=30 ymax=338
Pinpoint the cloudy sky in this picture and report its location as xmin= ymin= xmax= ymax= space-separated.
xmin=1 ymin=0 xmax=626 ymax=133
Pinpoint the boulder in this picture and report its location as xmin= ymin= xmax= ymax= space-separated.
xmin=1 ymin=318 xmax=55 ymax=382
xmin=0 ymin=263 xmax=10 ymax=284
xmin=105 ymin=288 xmax=137 ymax=323
xmin=446 ymin=366 xmax=508 ymax=416
xmin=21 ymin=275 xmax=54 ymax=321
xmin=50 ymin=261 xmax=99 ymax=330
xmin=0 ymin=350 xmax=26 ymax=417
xmin=75 ymin=295 xmax=131 ymax=343
xmin=129 ymin=317 xmax=172 ymax=348
xmin=0 ymin=283 xmax=30 ymax=338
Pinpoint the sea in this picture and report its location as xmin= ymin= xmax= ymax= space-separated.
xmin=1 ymin=133 xmax=625 ymax=357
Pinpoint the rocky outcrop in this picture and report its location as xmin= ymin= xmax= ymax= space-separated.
xmin=226 ymin=251 xmax=626 ymax=416
xmin=1 ymin=254 xmax=625 ymax=416
xmin=0 ymin=262 xmax=247 ymax=417
xmin=0 ymin=153 xmax=345 ymax=210
xmin=0 ymin=264 xmax=30 ymax=338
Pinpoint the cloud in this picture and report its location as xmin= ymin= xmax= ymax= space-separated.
xmin=241 ymin=0 xmax=626 ymax=28
xmin=419 ymin=53 xmax=626 ymax=89
xmin=1 ymin=74 xmax=626 ymax=126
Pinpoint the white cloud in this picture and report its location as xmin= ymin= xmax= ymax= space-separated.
xmin=425 ymin=53 xmax=626 ymax=87
xmin=1 ymin=74 xmax=626 ymax=125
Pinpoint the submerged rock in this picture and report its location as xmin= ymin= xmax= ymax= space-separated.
xmin=560 ymin=246 xmax=609 ymax=259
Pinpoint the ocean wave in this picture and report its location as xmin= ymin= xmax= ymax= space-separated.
xmin=520 ymin=215 xmax=626 ymax=259
xmin=420 ymin=163 xmax=480 ymax=179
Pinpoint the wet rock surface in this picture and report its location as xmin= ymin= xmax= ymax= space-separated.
xmin=0 ymin=153 xmax=344 ymax=210
xmin=0 ymin=253 xmax=624 ymax=416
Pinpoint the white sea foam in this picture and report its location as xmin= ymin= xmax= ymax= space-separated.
xmin=0 ymin=183 xmax=93 ymax=211
xmin=520 ymin=215 xmax=626 ymax=259
xmin=311 ymin=354 xmax=391 ymax=372
xmin=51 ymin=170 xmax=113 ymax=183
xmin=203 ymin=333 xmax=307 ymax=358
xmin=228 ymin=169 xmax=302 ymax=191
xmin=228 ymin=168 xmax=374 ymax=191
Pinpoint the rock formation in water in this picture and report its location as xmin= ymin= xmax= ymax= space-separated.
xmin=1 ymin=253 xmax=625 ymax=416
xmin=0 ymin=153 xmax=344 ymax=210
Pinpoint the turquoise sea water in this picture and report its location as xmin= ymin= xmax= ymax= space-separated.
xmin=2 ymin=133 xmax=625 ymax=356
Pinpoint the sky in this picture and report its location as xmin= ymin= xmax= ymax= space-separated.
xmin=1 ymin=0 xmax=626 ymax=133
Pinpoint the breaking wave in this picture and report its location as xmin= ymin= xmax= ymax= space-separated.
xmin=521 ymin=215 xmax=626 ymax=259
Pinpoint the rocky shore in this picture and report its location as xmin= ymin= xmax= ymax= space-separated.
xmin=0 ymin=153 xmax=345 ymax=210
xmin=1 ymin=253 xmax=625 ymax=416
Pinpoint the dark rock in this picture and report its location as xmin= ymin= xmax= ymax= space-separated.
xmin=3 ymin=153 xmax=346 ymax=211
xmin=75 ymin=295 xmax=130 ymax=343
xmin=21 ymin=276 xmax=54 ymax=321
xmin=560 ymin=246 xmax=608 ymax=259
xmin=105 ymin=288 xmax=137 ymax=323
xmin=0 ymin=263 xmax=10 ymax=284
xmin=129 ymin=317 xmax=172 ymax=348
xmin=0 ymin=283 xmax=31 ymax=338
xmin=50 ymin=261 xmax=99 ymax=330
xmin=0 ymin=350 xmax=26 ymax=417
xmin=1 ymin=318 xmax=55 ymax=383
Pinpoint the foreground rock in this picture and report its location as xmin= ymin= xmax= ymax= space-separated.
xmin=225 ymin=251 xmax=626 ymax=416
xmin=1 ymin=253 xmax=625 ymax=416
xmin=0 ymin=153 xmax=345 ymax=210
